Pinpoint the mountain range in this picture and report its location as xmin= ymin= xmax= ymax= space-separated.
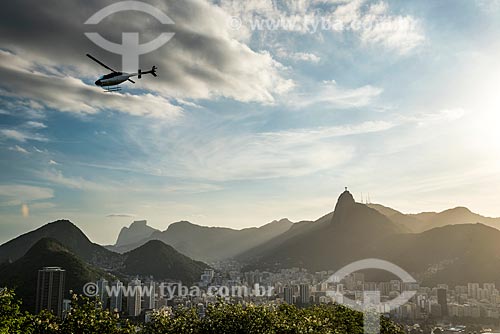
xmin=123 ymin=240 xmax=208 ymax=284
xmin=368 ymin=203 xmax=500 ymax=233
xmin=239 ymin=190 xmax=408 ymax=270
xmin=107 ymin=218 xmax=294 ymax=262
xmin=239 ymin=190 xmax=500 ymax=285
xmin=0 ymin=220 xmax=209 ymax=307
xmin=0 ymin=238 xmax=112 ymax=312
xmin=2 ymin=190 xmax=500 ymax=290
xmin=0 ymin=220 xmax=122 ymax=269
xmin=114 ymin=220 xmax=160 ymax=247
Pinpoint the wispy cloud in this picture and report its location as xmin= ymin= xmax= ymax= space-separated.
xmin=106 ymin=213 xmax=137 ymax=218
xmin=30 ymin=202 xmax=56 ymax=209
xmin=0 ymin=129 xmax=47 ymax=142
xmin=0 ymin=184 xmax=54 ymax=206
xmin=405 ymin=108 xmax=466 ymax=126
xmin=9 ymin=145 xmax=29 ymax=154
xmin=36 ymin=169 xmax=109 ymax=191
xmin=24 ymin=121 xmax=47 ymax=129
xmin=128 ymin=120 xmax=394 ymax=181
xmin=358 ymin=2 xmax=425 ymax=55
xmin=220 ymin=0 xmax=424 ymax=54
xmin=287 ymin=80 xmax=383 ymax=109
xmin=276 ymin=49 xmax=321 ymax=63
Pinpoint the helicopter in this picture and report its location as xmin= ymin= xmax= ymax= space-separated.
xmin=86 ymin=53 xmax=157 ymax=92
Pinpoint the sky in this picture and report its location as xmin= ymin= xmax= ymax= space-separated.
xmin=1 ymin=0 xmax=500 ymax=245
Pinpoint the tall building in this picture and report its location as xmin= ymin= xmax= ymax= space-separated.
xmin=353 ymin=273 xmax=365 ymax=289
xmin=284 ymin=286 xmax=293 ymax=304
xmin=437 ymin=288 xmax=448 ymax=317
xmin=484 ymin=283 xmax=496 ymax=296
xmin=109 ymin=280 xmax=124 ymax=312
xmin=200 ymin=269 xmax=215 ymax=287
xmin=468 ymin=283 xmax=480 ymax=300
xmin=143 ymin=280 xmax=155 ymax=310
xmin=62 ymin=299 xmax=71 ymax=319
xmin=35 ymin=267 xmax=66 ymax=317
xmin=299 ymin=284 xmax=310 ymax=305
xmin=127 ymin=278 xmax=142 ymax=317
xmin=96 ymin=278 xmax=108 ymax=309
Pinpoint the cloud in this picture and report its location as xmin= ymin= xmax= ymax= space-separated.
xmin=30 ymin=202 xmax=56 ymax=209
xmin=0 ymin=0 xmax=293 ymax=104
xmin=127 ymin=120 xmax=394 ymax=181
xmin=0 ymin=128 xmax=47 ymax=142
xmin=9 ymin=145 xmax=29 ymax=154
xmin=401 ymin=108 xmax=466 ymax=126
xmin=106 ymin=213 xmax=137 ymax=218
xmin=24 ymin=121 xmax=47 ymax=129
xmin=48 ymin=160 xmax=59 ymax=165
xmin=37 ymin=169 xmax=108 ymax=191
xmin=0 ymin=184 xmax=54 ymax=206
xmin=33 ymin=146 xmax=45 ymax=153
xmin=276 ymin=49 xmax=321 ymax=63
xmin=287 ymin=80 xmax=383 ymax=109
xmin=220 ymin=0 xmax=424 ymax=54
xmin=0 ymin=50 xmax=183 ymax=120
xmin=359 ymin=2 xmax=425 ymax=55
xmin=475 ymin=0 xmax=500 ymax=12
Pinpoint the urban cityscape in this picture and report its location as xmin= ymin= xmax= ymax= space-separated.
xmin=33 ymin=262 xmax=500 ymax=333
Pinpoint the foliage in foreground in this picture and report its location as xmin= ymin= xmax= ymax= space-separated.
xmin=0 ymin=289 xmax=134 ymax=334
xmin=1 ymin=288 xmax=404 ymax=334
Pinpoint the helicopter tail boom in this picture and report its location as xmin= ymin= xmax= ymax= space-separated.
xmin=139 ymin=66 xmax=157 ymax=78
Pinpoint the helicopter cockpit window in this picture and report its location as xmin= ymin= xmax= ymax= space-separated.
xmin=101 ymin=72 xmax=122 ymax=80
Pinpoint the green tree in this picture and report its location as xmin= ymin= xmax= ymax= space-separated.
xmin=2 ymin=289 xmax=405 ymax=334
xmin=0 ymin=288 xmax=30 ymax=334
xmin=60 ymin=294 xmax=135 ymax=334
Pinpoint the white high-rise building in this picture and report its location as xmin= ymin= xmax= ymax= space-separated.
xmin=96 ymin=278 xmax=108 ymax=309
xmin=36 ymin=267 xmax=66 ymax=317
xmin=468 ymin=283 xmax=480 ymax=299
xmin=143 ymin=281 xmax=156 ymax=310
xmin=127 ymin=278 xmax=142 ymax=317
xmin=109 ymin=280 xmax=123 ymax=312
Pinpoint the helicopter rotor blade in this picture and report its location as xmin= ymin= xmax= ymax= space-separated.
xmin=86 ymin=54 xmax=117 ymax=73
xmin=127 ymin=79 xmax=135 ymax=84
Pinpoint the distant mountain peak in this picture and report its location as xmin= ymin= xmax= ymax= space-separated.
xmin=445 ymin=206 xmax=473 ymax=214
xmin=130 ymin=219 xmax=148 ymax=228
xmin=271 ymin=218 xmax=292 ymax=224
xmin=334 ymin=189 xmax=356 ymax=212
xmin=47 ymin=219 xmax=78 ymax=228
xmin=115 ymin=220 xmax=159 ymax=247
xmin=123 ymin=239 xmax=208 ymax=284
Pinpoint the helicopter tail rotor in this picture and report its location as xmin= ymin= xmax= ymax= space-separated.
xmin=150 ymin=66 xmax=157 ymax=77
xmin=137 ymin=66 xmax=157 ymax=78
